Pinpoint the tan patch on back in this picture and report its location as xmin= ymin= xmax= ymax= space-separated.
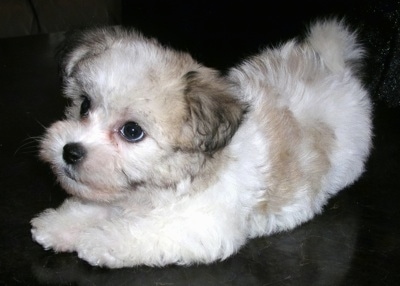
xmin=256 ymin=96 xmax=334 ymax=213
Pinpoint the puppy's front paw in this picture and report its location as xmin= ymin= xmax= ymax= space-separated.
xmin=74 ymin=228 xmax=127 ymax=268
xmin=77 ymin=246 xmax=123 ymax=268
xmin=31 ymin=209 xmax=78 ymax=252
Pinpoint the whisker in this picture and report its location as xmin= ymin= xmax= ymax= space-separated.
xmin=14 ymin=137 xmax=41 ymax=156
xmin=14 ymin=117 xmax=49 ymax=156
xmin=34 ymin=118 xmax=48 ymax=130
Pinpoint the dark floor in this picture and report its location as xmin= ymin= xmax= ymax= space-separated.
xmin=1 ymin=1 xmax=400 ymax=285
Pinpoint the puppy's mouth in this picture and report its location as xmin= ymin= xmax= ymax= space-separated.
xmin=63 ymin=167 xmax=79 ymax=182
xmin=121 ymin=170 xmax=145 ymax=190
xmin=61 ymin=165 xmax=142 ymax=191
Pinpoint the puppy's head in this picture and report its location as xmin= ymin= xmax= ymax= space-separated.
xmin=40 ymin=27 xmax=245 ymax=202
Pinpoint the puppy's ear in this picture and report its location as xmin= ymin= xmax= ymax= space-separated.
xmin=57 ymin=28 xmax=97 ymax=78
xmin=57 ymin=26 xmax=129 ymax=78
xmin=184 ymin=70 xmax=245 ymax=154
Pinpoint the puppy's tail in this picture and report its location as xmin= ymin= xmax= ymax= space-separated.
xmin=306 ymin=19 xmax=363 ymax=73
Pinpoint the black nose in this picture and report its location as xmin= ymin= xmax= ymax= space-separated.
xmin=63 ymin=142 xmax=86 ymax=165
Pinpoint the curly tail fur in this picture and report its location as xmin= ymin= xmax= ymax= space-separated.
xmin=306 ymin=19 xmax=364 ymax=73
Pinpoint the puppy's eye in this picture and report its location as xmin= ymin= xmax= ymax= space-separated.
xmin=119 ymin=122 xmax=145 ymax=142
xmin=80 ymin=95 xmax=91 ymax=117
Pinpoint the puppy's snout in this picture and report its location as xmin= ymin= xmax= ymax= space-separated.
xmin=63 ymin=142 xmax=87 ymax=165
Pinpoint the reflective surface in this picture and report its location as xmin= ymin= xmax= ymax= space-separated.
xmin=1 ymin=2 xmax=400 ymax=285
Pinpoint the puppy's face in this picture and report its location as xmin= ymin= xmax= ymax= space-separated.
xmin=40 ymin=27 xmax=244 ymax=202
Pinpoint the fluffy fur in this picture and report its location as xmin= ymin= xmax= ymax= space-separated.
xmin=31 ymin=19 xmax=372 ymax=268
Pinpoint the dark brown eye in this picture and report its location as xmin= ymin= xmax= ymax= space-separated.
xmin=119 ymin=122 xmax=145 ymax=142
xmin=80 ymin=95 xmax=91 ymax=117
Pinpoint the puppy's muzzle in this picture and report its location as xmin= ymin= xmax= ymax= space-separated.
xmin=63 ymin=142 xmax=86 ymax=165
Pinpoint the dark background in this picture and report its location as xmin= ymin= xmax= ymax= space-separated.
xmin=0 ymin=0 xmax=399 ymax=285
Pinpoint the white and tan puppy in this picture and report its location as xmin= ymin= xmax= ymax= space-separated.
xmin=31 ymin=19 xmax=372 ymax=268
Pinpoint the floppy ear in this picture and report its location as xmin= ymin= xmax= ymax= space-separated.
xmin=58 ymin=28 xmax=109 ymax=78
xmin=58 ymin=26 xmax=135 ymax=78
xmin=184 ymin=70 xmax=246 ymax=154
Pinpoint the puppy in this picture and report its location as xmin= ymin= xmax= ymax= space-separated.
xmin=31 ymin=19 xmax=372 ymax=268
